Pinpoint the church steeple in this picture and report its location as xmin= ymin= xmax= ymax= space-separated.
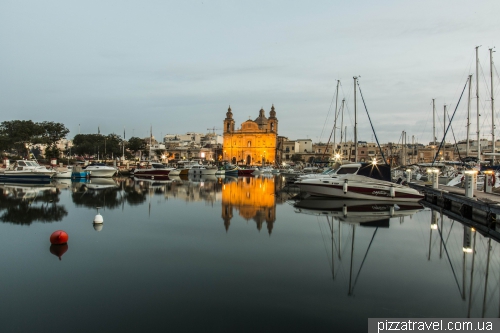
xmin=268 ymin=104 xmax=278 ymax=133
xmin=224 ymin=105 xmax=235 ymax=133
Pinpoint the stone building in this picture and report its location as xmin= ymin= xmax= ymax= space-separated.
xmin=223 ymin=105 xmax=278 ymax=165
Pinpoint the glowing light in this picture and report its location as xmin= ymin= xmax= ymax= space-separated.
xmin=463 ymin=247 xmax=473 ymax=253
xmin=431 ymin=224 xmax=438 ymax=230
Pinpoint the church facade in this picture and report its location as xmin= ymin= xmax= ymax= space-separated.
xmin=223 ymin=105 xmax=278 ymax=165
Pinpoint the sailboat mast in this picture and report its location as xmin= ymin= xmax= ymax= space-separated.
xmin=490 ymin=48 xmax=495 ymax=161
xmin=333 ymin=80 xmax=340 ymax=151
xmin=340 ymin=99 xmax=345 ymax=148
xmin=476 ymin=46 xmax=481 ymax=161
xmin=443 ymin=104 xmax=447 ymax=161
xmin=150 ymin=126 xmax=152 ymax=161
xmin=432 ymin=99 xmax=436 ymax=145
xmin=467 ymin=75 xmax=472 ymax=157
xmin=353 ymin=76 xmax=358 ymax=162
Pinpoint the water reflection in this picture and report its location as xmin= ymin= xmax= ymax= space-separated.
xmin=424 ymin=207 xmax=500 ymax=318
xmin=0 ymin=183 xmax=67 ymax=225
xmin=222 ymin=175 xmax=277 ymax=233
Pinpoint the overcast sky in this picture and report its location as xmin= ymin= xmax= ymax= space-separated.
xmin=1 ymin=0 xmax=499 ymax=144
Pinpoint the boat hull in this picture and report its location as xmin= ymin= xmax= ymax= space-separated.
xmin=296 ymin=177 xmax=424 ymax=202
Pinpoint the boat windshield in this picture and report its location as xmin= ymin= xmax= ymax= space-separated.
xmin=152 ymin=163 xmax=166 ymax=169
xmin=25 ymin=161 xmax=40 ymax=167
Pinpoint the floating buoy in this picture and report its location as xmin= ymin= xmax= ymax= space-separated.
xmin=50 ymin=230 xmax=68 ymax=245
xmin=50 ymin=244 xmax=68 ymax=260
xmin=93 ymin=214 xmax=103 ymax=224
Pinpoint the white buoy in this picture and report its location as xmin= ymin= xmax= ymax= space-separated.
xmin=93 ymin=214 xmax=103 ymax=224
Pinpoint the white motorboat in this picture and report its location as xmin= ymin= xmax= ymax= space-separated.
xmin=0 ymin=160 xmax=56 ymax=182
xmin=83 ymin=163 xmax=117 ymax=178
xmin=252 ymin=166 xmax=274 ymax=175
xmin=188 ymin=165 xmax=218 ymax=176
xmin=295 ymin=173 xmax=424 ymax=202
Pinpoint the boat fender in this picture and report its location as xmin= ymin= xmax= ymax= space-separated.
xmin=390 ymin=186 xmax=395 ymax=198
xmin=342 ymin=204 xmax=347 ymax=217
xmin=343 ymin=180 xmax=348 ymax=194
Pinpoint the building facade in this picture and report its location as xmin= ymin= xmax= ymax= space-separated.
xmin=223 ymin=105 xmax=278 ymax=165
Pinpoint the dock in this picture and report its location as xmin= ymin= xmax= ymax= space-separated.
xmin=409 ymin=181 xmax=500 ymax=241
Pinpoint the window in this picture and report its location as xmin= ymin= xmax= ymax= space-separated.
xmin=285 ymin=154 xmax=289 ymax=160
xmin=292 ymin=147 xmax=295 ymax=151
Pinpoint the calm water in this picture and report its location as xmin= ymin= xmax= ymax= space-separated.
xmin=0 ymin=175 xmax=499 ymax=332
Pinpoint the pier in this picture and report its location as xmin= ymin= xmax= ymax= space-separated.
xmin=409 ymin=181 xmax=500 ymax=241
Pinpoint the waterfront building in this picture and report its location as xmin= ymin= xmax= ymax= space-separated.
xmin=222 ymin=105 xmax=278 ymax=165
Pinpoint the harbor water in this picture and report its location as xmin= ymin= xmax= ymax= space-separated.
xmin=0 ymin=175 xmax=498 ymax=332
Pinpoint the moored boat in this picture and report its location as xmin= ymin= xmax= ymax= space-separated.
xmin=83 ymin=163 xmax=117 ymax=178
xmin=133 ymin=162 xmax=174 ymax=180
xmin=0 ymin=160 xmax=56 ymax=183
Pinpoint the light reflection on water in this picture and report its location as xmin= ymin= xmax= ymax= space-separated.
xmin=0 ymin=175 xmax=499 ymax=332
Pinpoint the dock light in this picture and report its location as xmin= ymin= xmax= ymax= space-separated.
xmin=334 ymin=153 xmax=341 ymax=160
xmin=371 ymin=158 xmax=377 ymax=166
xmin=471 ymin=227 xmax=476 ymax=232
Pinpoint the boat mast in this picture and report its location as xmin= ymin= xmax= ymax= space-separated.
xmin=443 ymin=104 xmax=447 ymax=162
xmin=476 ymin=46 xmax=481 ymax=161
xmin=333 ymin=80 xmax=340 ymax=155
xmin=353 ymin=76 xmax=358 ymax=162
xmin=340 ymin=99 xmax=345 ymax=149
xmin=467 ymin=75 xmax=472 ymax=157
xmin=149 ymin=125 xmax=152 ymax=161
xmin=490 ymin=48 xmax=495 ymax=162
xmin=432 ymin=99 xmax=436 ymax=145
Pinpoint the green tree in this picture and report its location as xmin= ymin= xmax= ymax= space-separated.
xmin=0 ymin=120 xmax=68 ymax=158
xmin=290 ymin=154 xmax=304 ymax=162
xmin=0 ymin=120 xmax=44 ymax=157
xmin=127 ymin=137 xmax=146 ymax=157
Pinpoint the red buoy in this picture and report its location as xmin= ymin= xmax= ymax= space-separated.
xmin=50 ymin=230 xmax=69 ymax=245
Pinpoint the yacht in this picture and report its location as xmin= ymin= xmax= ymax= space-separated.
xmin=0 ymin=160 xmax=56 ymax=182
xmin=83 ymin=163 xmax=117 ymax=178
xmin=295 ymin=163 xmax=424 ymax=202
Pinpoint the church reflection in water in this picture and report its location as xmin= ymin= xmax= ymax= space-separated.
xmin=221 ymin=176 xmax=277 ymax=233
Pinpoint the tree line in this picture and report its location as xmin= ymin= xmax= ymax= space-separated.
xmin=0 ymin=120 xmax=150 ymax=160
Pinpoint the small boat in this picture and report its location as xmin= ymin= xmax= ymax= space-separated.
xmin=252 ymin=166 xmax=274 ymax=175
xmin=0 ymin=160 xmax=56 ymax=183
xmin=133 ymin=162 xmax=174 ymax=180
xmin=220 ymin=163 xmax=239 ymax=176
xmin=83 ymin=163 xmax=117 ymax=178
xmin=188 ymin=165 xmax=218 ymax=176
xmin=238 ymin=166 xmax=258 ymax=176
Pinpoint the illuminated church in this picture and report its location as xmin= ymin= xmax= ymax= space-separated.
xmin=222 ymin=105 xmax=278 ymax=165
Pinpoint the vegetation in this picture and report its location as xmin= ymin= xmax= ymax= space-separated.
xmin=71 ymin=133 xmax=124 ymax=160
xmin=0 ymin=120 xmax=69 ymax=158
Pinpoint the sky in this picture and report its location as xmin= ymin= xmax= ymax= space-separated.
xmin=1 ymin=0 xmax=499 ymax=145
